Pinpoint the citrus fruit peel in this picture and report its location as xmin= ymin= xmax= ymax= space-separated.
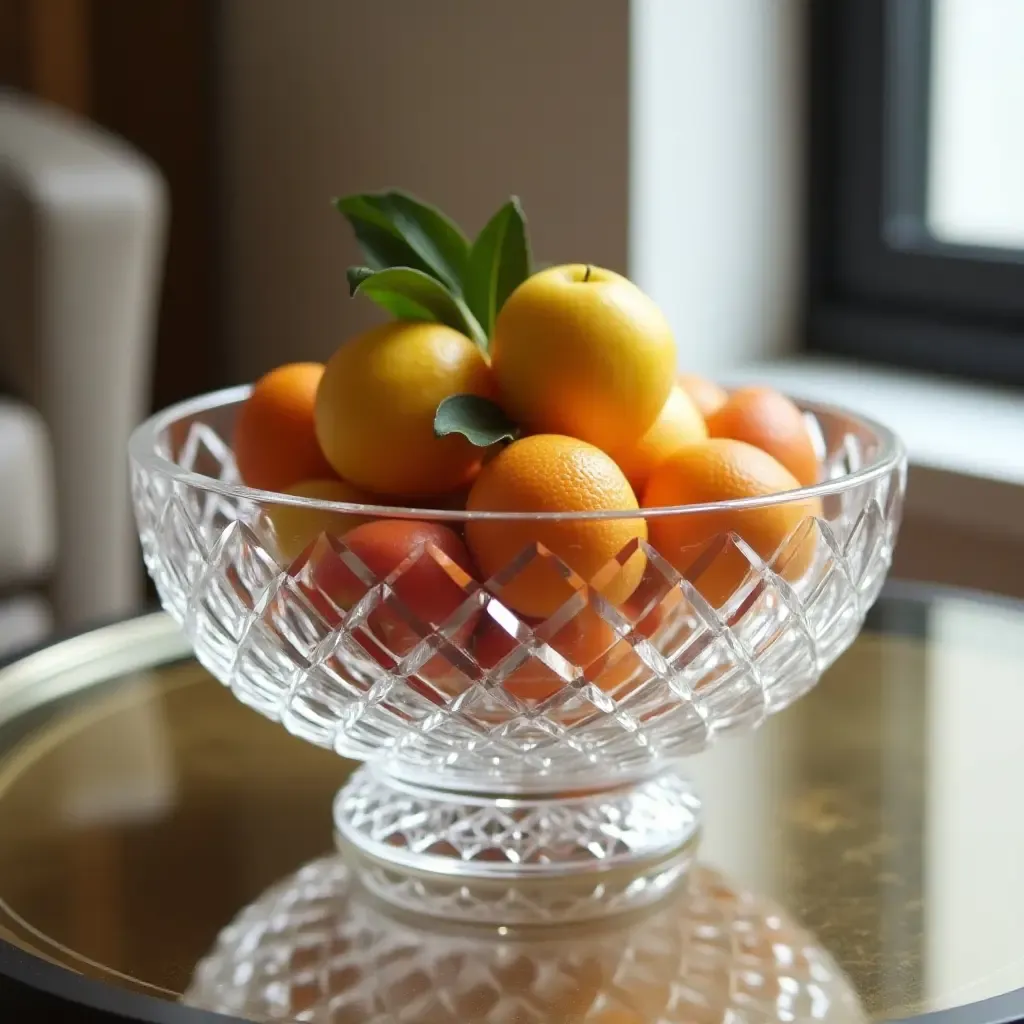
xmin=464 ymin=434 xmax=648 ymax=619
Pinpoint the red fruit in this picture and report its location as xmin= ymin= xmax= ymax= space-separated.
xmin=307 ymin=519 xmax=480 ymax=682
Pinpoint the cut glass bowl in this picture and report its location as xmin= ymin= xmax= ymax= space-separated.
xmin=130 ymin=386 xmax=905 ymax=892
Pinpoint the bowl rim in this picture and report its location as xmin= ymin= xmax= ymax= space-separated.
xmin=128 ymin=384 xmax=906 ymax=522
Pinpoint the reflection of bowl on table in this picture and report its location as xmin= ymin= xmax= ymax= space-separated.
xmin=184 ymin=854 xmax=867 ymax=1024
xmin=130 ymin=387 xmax=905 ymax=890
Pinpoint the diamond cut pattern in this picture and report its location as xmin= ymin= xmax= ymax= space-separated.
xmin=185 ymin=857 xmax=864 ymax=1022
xmin=132 ymin=405 xmax=904 ymax=790
xmin=334 ymin=767 xmax=701 ymax=875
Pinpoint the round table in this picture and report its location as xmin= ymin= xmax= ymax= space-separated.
xmin=0 ymin=584 xmax=1022 ymax=1023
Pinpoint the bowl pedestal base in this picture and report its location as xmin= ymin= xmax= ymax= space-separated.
xmin=333 ymin=764 xmax=702 ymax=921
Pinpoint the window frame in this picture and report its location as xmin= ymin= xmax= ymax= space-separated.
xmin=806 ymin=0 xmax=1024 ymax=384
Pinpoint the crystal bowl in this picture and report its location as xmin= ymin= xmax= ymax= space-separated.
xmin=130 ymin=386 xmax=905 ymax=888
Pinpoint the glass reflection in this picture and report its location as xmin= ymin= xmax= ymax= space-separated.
xmin=185 ymin=852 xmax=866 ymax=1024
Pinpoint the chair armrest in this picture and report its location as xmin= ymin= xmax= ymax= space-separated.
xmin=0 ymin=397 xmax=55 ymax=585
xmin=0 ymin=91 xmax=168 ymax=626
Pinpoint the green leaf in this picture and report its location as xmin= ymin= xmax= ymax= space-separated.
xmin=345 ymin=266 xmax=432 ymax=321
xmin=346 ymin=266 xmax=376 ymax=292
xmin=380 ymin=192 xmax=470 ymax=287
xmin=465 ymin=197 xmax=532 ymax=339
xmin=334 ymin=191 xmax=470 ymax=292
xmin=434 ymin=394 xmax=520 ymax=448
xmin=350 ymin=217 xmax=435 ymax=276
xmin=335 ymin=196 xmax=433 ymax=276
xmin=350 ymin=266 xmax=487 ymax=345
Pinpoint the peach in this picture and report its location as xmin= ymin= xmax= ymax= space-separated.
xmin=305 ymin=520 xmax=480 ymax=679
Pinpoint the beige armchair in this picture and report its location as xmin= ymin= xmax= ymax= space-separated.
xmin=0 ymin=91 xmax=167 ymax=651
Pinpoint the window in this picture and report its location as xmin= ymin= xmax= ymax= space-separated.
xmin=807 ymin=0 xmax=1024 ymax=385
xmin=928 ymin=0 xmax=1024 ymax=249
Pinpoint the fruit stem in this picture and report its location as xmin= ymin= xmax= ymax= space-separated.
xmin=583 ymin=265 xmax=593 ymax=283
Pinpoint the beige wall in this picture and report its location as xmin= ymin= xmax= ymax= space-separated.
xmin=219 ymin=0 xmax=629 ymax=383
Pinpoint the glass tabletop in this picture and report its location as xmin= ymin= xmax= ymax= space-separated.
xmin=0 ymin=585 xmax=1023 ymax=1023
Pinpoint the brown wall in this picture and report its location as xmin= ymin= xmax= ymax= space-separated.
xmin=218 ymin=0 xmax=630 ymax=383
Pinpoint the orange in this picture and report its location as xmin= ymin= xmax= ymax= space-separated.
xmin=643 ymin=439 xmax=822 ymax=609
xmin=267 ymin=478 xmax=371 ymax=563
xmin=608 ymin=385 xmax=707 ymax=491
xmin=234 ymin=363 xmax=335 ymax=492
xmin=705 ymin=386 xmax=820 ymax=487
xmin=490 ymin=265 xmax=676 ymax=455
xmin=678 ymin=373 xmax=728 ymax=418
xmin=465 ymin=434 xmax=647 ymax=619
xmin=315 ymin=322 xmax=495 ymax=498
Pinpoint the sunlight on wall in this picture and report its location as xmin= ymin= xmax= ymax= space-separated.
xmin=629 ymin=0 xmax=805 ymax=373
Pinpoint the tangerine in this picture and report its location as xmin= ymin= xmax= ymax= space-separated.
xmin=315 ymin=322 xmax=495 ymax=498
xmin=705 ymin=386 xmax=820 ymax=487
xmin=465 ymin=434 xmax=647 ymax=619
xmin=678 ymin=373 xmax=728 ymax=418
xmin=608 ymin=385 xmax=707 ymax=491
xmin=234 ymin=363 xmax=335 ymax=492
xmin=643 ymin=439 xmax=821 ymax=609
